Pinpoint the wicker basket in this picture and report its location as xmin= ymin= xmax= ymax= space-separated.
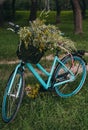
xmin=17 ymin=42 xmax=44 ymax=64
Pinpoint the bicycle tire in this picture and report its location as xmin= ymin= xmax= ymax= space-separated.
xmin=2 ymin=68 xmax=25 ymax=123
xmin=53 ymin=54 xmax=86 ymax=98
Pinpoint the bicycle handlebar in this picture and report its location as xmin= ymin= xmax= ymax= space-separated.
xmin=9 ymin=22 xmax=15 ymax=27
xmin=7 ymin=22 xmax=20 ymax=33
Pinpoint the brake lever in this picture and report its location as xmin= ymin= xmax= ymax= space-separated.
xmin=8 ymin=22 xmax=20 ymax=33
xmin=9 ymin=22 xmax=15 ymax=27
xmin=7 ymin=28 xmax=15 ymax=32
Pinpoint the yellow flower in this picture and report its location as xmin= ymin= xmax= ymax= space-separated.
xmin=39 ymin=43 xmax=45 ymax=52
xmin=25 ymin=84 xmax=40 ymax=99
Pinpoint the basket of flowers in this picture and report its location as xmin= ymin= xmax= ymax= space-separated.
xmin=17 ymin=17 xmax=76 ymax=64
xmin=17 ymin=40 xmax=45 ymax=64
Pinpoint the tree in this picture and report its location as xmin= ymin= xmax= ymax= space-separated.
xmin=80 ymin=0 xmax=86 ymax=19
xmin=12 ymin=0 xmax=16 ymax=20
xmin=45 ymin=0 xmax=50 ymax=10
xmin=0 ymin=0 xmax=5 ymax=25
xmin=55 ymin=0 xmax=61 ymax=24
xmin=29 ymin=0 xmax=38 ymax=21
xmin=71 ymin=0 xmax=83 ymax=34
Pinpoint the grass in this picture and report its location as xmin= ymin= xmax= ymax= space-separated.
xmin=0 ymin=29 xmax=18 ymax=60
xmin=0 ymin=10 xmax=88 ymax=130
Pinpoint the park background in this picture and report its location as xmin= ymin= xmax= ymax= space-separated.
xmin=0 ymin=0 xmax=88 ymax=130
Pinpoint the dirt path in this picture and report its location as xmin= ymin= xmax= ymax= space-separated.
xmin=0 ymin=54 xmax=88 ymax=72
xmin=0 ymin=53 xmax=88 ymax=64
xmin=0 ymin=54 xmax=54 ymax=65
xmin=0 ymin=60 xmax=19 ymax=65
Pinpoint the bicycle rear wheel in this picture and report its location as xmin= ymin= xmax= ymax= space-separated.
xmin=53 ymin=55 xmax=86 ymax=98
xmin=2 ymin=68 xmax=24 ymax=123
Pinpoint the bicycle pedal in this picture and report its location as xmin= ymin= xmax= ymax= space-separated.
xmin=56 ymin=77 xmax=66 ymax=82
xmin=9 ymin=94 xmax=16 ymax=98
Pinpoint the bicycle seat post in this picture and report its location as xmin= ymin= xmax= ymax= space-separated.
xmin=55 ymin=49 xmax=60 ymax=56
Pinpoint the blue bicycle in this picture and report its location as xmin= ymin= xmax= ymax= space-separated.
xmin=2 ymin=23 xmax=87 ymax=123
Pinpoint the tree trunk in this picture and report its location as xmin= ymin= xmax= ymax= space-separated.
xmin=45 ymin=0 xmax=50 ymax=11
xmin=0 ymin=4 xmax=4 ymax=26
xmin=29 ymin=0 xmax=37 ymax=21
xmin=80 ymin=0 xmax=86 ymax=19
xmin=55 ymin=0 xmax=61 ymax=24
xmin=12 ymin=0 xmax=16 ymax=20
xmin=71 ymin=0 xmax=83 ymax=34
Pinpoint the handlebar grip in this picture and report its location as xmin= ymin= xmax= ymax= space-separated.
xmin=9 ymin=22 xmax=15 ymax=27
xmin=8 ymin=22 xmax=20 ymax=33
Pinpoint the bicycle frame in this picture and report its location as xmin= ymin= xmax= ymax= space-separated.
xmin=26 ymin=55 xmax=75 ymax=89
xmin=7 ymin=55 xmax=75 ymax=97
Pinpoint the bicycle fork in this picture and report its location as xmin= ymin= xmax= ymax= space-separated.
xmin=7 ymin=63 xmax=24 ymax=98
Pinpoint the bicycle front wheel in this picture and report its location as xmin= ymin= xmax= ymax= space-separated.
xmin=54 ymin=55 xmax=86 ymax=98
xmin=2 ymin=68 xmax=24 ymax=123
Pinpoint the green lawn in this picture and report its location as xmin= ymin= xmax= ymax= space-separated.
xmin=0 ymin=10 xmax=88 ymax=130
